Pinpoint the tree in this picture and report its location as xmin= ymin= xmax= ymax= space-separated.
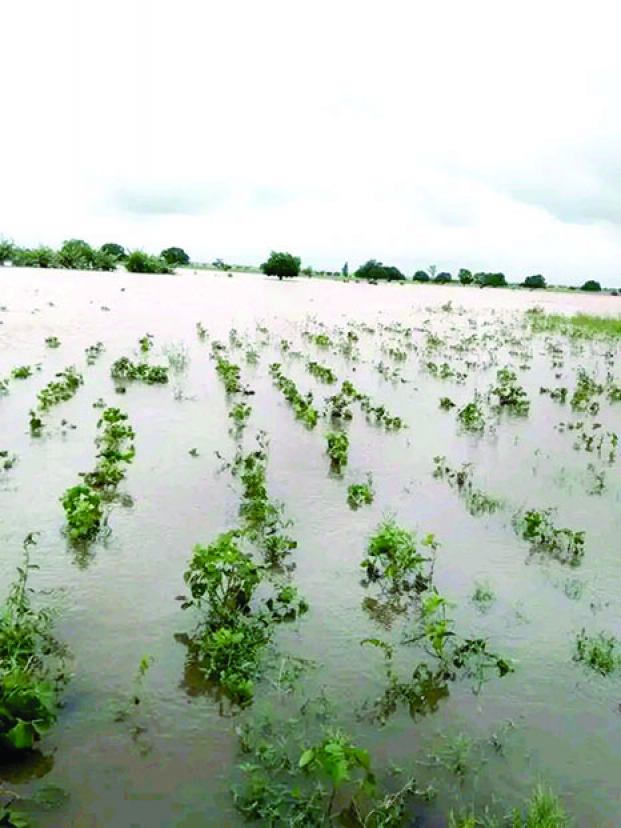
xmin=581 ymin=280 xmax=601 ymax=292
xmin=354 ymin=260 xmax=405 ymax=281
xmin=0 ymin=237 xmax=14 ymax=265
xmin=413 ymin=270 xmax=430 ymax=283
xmin=342 ymin=262 xmax=349 ymax=278
xmin=101 ymin=243 xmax=126 ymax=260
xmin=125 ymin=250 xmax=172 ymax=274
xmin=475 ymin=272 xmax=507 ymax=288
xmin=458 ymin=268 xmax=473 ymax=284
xmin=522 ymin=274 xmax=546 ymax=289
xmin=260 ymin=251 xmax=301 ymax=280
xmin=434 ymin=271 xmax=452 ymax=283
xmin=161 ymin=247 xmax=190 ymax=267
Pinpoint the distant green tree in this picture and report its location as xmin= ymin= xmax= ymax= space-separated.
xmin=125 ymin=250 xmax=172 ymax=274
xmin=161 ymin=247 xmax=190 ymax=267
xmin=475 ymin=272 xmax=507 ymax=288
xmin=434 ymin=271 xmax=452 ymax=283
xmin=458 ymin=268 xmax=473 ymax=284
xmin=101 ymin=243 xmax=126 ymax=260
xmin=522 ymin=274 xmax=546 ymax=289
xmin=342 ymin=261 xmax=349 ymax=278
xmin=0 ymin=237 xmax=14 ymax=264
xmin=412 ymin=270 xmax=430 ymax=283
xmin=354 ymin=260 xmax=405 ymax=281
xmin=581 ymin=280 xmax=601 ymax=292
xmin=260 ymin=251 xmax=301 ymax=280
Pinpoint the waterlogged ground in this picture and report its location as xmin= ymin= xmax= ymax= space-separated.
xmin=1 ymin=268 xmax=621 ymax=826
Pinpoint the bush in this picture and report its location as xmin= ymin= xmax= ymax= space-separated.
xmin=458 ymin=268 xmax=473 ymax=284
xmin=0 ymin=237 xmax=14 ymax=264
xmin=261 ymin=251 xmax=301 ymax=280
xmin=12 ymin=246 xmax=60 ymax=269
xmin=125 ymin=250 xmax=172 ymax=274
xmin=581 ymin=280 xmax=602 ymax=292
xmin=475 ymin=272 xmax=506 ymax=288
xmin=434 ymin=271 xmax=452 ymax=283
xmin=101 ymin=243 xmax=126 ymax=260
xmin=59 ymin=239 xmax=95 ymax=270
xmin=161 ymin=247 xmax=190 ymax=267
xmin=355 ymin=260 xmax=405 ymax=281
xmin=522 ymin=274 xmax=546 ymax=289
xmin=413 ymin=270 xmax=430 ymax=282
xmin=91 ymin=248 xmax=117 ymax=271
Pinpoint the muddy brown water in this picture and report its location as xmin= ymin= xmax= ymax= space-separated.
xmin=1 ymin=268 xmax=620 ymax=825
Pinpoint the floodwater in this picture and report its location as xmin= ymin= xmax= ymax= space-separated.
xmin=1 ymin=267 xmax=620 ymax=826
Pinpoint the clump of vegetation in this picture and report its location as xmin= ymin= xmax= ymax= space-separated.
xmin=457 ymin=399 xmax=485 ymax=433
xmin=450 ymin=785 xmax=569 ymax=827
xmin=0 ymin=535 xmax=66 ymax=752
xmin=362 ymin=519 xmax=436 ymax=593
xmin=439 ymin=396 xmax=456 ymax=410
xmin=490 ymin=367 xmax=530 ymax=415
xmin=306 ymin=361 xmax=337 ymax=384
xmin=512 ymin=509 xmax=585 ymax=567
xmin=125 ymin=250 xmax=172 ymax=274
xmin=215 ymin=357 xmax=244 ymax=394
xmin=527 ymin=309 xmax=621 ymax=339
xmin=1 ymin=450 xmax=18 ymax=471
xmin=11 ymin=365 xmax=34 ymax=379
xmin=540 ymin=385 xmax=568 ymax=404
xmin=260 ymin=251 xmax=301 ymax=280
xmin=570 ymin=368 xmax=603 ymax=413
xmin=228 ymin=402 xmax=252 ymax=436
xmin=44 ymin=336 xmax=61 ymax=349
xmin=81 ymin=407 xmax=136 ymax=493
xmin=60 ymin=485 xmax=104 ymax=542
xmin=160 ymin=246 xmax=190 ymax=267
xmin=269 ymin=363 xmax=319 ymax=428
xmin=581 ymin=280 xmax=601 ymax=292
xmin=325 ymin=432 xmax=349 ymax=470
xmin=574 ymin=629 xmax=620 ymax=675
xmin=355 ymin=259 xmax=405 ymax=282
xmin=111 ymin=357 xmax=168 ymax=384
xmin=37 ymin=366 xmax=83 ymax=410
xmin=347 ymin=476 xmax=374 ymax=509
xmin=522 ymin=274 xmax=546 ymax=289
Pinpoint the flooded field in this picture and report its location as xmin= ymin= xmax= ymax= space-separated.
xmin=1 ymin=267 xmax=620 ymax=826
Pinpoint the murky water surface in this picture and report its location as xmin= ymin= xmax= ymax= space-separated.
xmin=1 ymin=269 xmax=620 ymax=825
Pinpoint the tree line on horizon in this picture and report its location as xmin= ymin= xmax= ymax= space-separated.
xmin=0 ymin=237 xmax=609 ymax=292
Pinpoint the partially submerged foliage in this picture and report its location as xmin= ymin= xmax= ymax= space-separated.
xmin=512 ymin=509 xmax=585 ymax=567
xmin=270 ymin=363 xmax=319 ymax=428
xmin=325 ymin=431 xmax=349 ymax=470
xmin=0 ymin=535 xmax=66 ymax=752
xmin=111 ymin=357 xmax=168 ymax=384
xmin=574 ymin=629 xmax=621 ymax=675
xmin=362 ymin=519 xmax=436 ymax=593
xmin=347 ymin=476 xmax=375 ymax=510
xmin=433 ymin=457 xmax=503 ymax=516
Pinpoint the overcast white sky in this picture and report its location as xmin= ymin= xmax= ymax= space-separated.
xmin=3 ymin=1 xmax=621 ymax=284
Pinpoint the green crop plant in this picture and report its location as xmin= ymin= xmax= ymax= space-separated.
xmin=44 ymin=336 xmax=61 ymax=349
xmin=457 ymin=399 xmax=485 ymax=432
xmin=138 ymin=333 xmax=154 ymax=354
xmin=85 ymin=342 xmax=105 ymax=365
xmin=490 ymin=367 xmax=530 ymax=415
xmin=571 ymin=368 xmax=604 ymax=413
xmin=362 ymin=519 xmax=436 ymax=593
xmin=228 ymin=402 xmax=252 ymax=435
xmin=439 ymin=396 xmax=456 ymax=410
xmin=433 ymin=457 xmax=503 ymax=516
xmin=306 ymin=361 xmax=337 ymax=384
xmin=347 ymin=476 xmax=375 ymax=509
xmin=215 ymin=357 xmax=243 ymax=394
xmin=325 ymin=431 xmax=349 ymax=470
xmin=0 ymin=450 xmax=18 ymax=471
xmin=574 ymin=629 xmax=620 ymax=675
xmin=269 ymin=363 xmax=319 ymax=428
xmin=60 ymin=485 xmax=104 ymax=542
xmin=37 ymin=366 xmax=83 ymax=410
xmin=111 ymin=357 xmax=168 ymax=384
xmin=0 ymin=535 xmax=65 ymax=752
xmin=196 ymin=322 xmax=209 ymax=341
xmin=11 ymin=365 xmax=33 ymax=380
xmin=513 ymin=509 xmax=585 ymax=567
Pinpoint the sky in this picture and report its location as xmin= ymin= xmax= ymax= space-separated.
xmin=3 ymin=0 xmax=621 ymax=285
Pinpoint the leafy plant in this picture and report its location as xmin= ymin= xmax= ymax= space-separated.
xmin=513 ymin=509 xmax=585 ymax=567
xmin=111 ymin=357 xmax=168 ymax=384
xmin=37 ymin=366 xmax=83 ymax=411
xmin=125 ymin=250 xmax=172 ymax=274
xmin=347 ymin=476 xmax=375 ymax=509
xmin=362 ymin=519 xmax=436 ymax=593
xmin=44 ymin=336 xmax=61 ymax=349
xmin=60 ymin=485 xmax=103 ymax=542
xmin=574 ymin=629 xmax=620 ymax=675
xmin=326 ymin=431 xmax=349 ymax=470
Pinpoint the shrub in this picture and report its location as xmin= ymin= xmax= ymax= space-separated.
xmin=522 ymin=274 xmax=546 ymax=289
xmin=260 ymin=251 xmax=301 ymax=280
xmin=458 ymin=268 xmax=473 ymax=284
xmin=581 ymin=280 xmax=602 ymax=292
xmin=13 ymin=246 xmax=60 ymax=268
xmin=354 ymin=260 xmax=405 ymax=281
xmin=125 ymin=250 xmax=172 ymax=274
xmin=161 ymin=246 xmax=190 ymax=266
xmin=434 ymin=272 xmax=452 ymax=283
xmin=412 ymin=270 xmax=430 ymax=282
xmin=101 ymin=243 xmax=126 ymax=260
xmin=58 ymin=239 xmax=94 ymax=270
xmin=0 ymin=237 xmax=14 ymax=264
